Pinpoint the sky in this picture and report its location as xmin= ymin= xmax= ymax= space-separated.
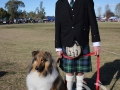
xmin=0 ymin=0 xmax=120 ymax=16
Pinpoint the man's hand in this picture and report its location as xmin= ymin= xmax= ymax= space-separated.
xmin=93 ymin=46 xmax=101 ymax=56
xmin=57 ymin=51 xmax=63 ymax=58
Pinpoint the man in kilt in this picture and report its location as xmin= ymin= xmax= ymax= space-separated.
xmin=55 ymin=0 xmax=101 ymax=90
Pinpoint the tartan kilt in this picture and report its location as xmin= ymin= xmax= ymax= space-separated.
xmin=59 ymin=45 xmax=92 ymax=73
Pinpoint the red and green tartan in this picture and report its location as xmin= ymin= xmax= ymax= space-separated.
xmin=59 ymin=45 xmax=92 ymax=73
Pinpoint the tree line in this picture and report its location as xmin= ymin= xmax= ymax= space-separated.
xmin=97 ymin=3 xmax=120 ymax=20
xmin=0 ymin=0 xmax=46 ymax=21
xmin=0 ymin=0 xmax=120 ymax=22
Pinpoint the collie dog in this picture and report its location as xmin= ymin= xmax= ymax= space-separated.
xmin=26 ymin=50 xmax=66 ymax=90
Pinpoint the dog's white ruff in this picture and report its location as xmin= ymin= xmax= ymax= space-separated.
xmin=26 ymin=68 xmax=58 ymax=90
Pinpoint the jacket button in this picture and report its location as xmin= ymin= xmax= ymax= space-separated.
xmin=72 ymin=9 xmax=73 ymax=11
xmin=72 ymin=27 xmax=74 ymax=28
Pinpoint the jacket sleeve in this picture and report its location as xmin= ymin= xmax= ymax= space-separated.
xmin=55 ymin=1 xmax=62 ymax=48
xmin=87 ymin=0 xmax=101 ymax=42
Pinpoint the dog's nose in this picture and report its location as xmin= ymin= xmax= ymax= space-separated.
xmin=35 ymin=66 xmax=39 ymax=70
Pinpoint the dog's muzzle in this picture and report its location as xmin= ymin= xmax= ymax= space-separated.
xmin=35 ymin=66 xmax=45 ymax=72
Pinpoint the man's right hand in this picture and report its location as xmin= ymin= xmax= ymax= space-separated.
xmin=57 ymin=51 xmax=63 ymax=58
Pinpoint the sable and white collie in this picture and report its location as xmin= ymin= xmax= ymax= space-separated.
xmin=26 ymin=50 xmax=66 ymax=90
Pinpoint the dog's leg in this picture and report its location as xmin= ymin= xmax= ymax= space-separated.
xmin=51 ymin=75 xmax=67 ymax=90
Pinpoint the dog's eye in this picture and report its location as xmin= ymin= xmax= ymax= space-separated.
xmin=41 ymin=59 xmax=44 ymax=62
xmin=41 ymin=59 xmax=47 ymax=62
xmin=44 ymin=59 xmax=48 ymax=61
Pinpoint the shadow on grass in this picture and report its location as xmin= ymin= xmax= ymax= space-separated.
xmin=85 ymin=59 xmax=120 ymax=90
xmin=0 ymin=71 xmax=8 ymax=77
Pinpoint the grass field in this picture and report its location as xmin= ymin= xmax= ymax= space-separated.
xmin=0 ymin=22 xmax=120 ymax=90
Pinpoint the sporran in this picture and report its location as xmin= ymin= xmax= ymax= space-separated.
xmin=66 ymin=41 xmax=81 ymax=58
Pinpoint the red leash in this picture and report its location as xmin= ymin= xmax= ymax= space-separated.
xmin=57 ymin=52 xmax=95 ymax=62
xmin=96 ymin=55 xmax=100 ymax=90
xmin=57 ymin=52 xmax=100 ymax=90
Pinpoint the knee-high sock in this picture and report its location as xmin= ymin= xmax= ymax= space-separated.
xmin=76 ymin=75 xmax=84 ymax=90
xmin=66 ymin=74 xmax=74 ymax=90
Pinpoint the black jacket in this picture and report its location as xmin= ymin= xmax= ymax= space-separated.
xmin=55 ymin=0 xmax=100 ymax=48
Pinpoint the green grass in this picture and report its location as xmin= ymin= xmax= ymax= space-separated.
xmin=0 ymin=23 xmax=120 ymax=90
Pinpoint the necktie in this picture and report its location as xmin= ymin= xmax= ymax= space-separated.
xmin=70 ymin=0 xmax=74 ymax=7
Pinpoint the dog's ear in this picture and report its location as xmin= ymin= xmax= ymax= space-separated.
xmin=32 ymin=50 xmax=39 ymax=57
xmin=44 ymin=52 xmax=52 ymax=58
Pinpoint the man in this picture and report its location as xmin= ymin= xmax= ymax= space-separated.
xmin=55 ymin=0 xmax=101 ymax=90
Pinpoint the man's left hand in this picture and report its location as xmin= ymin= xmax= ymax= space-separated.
xmin=93 ymin=46 xmax=101 ymax=56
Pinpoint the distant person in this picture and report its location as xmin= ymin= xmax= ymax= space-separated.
xmin=55 ymin=0 xmax=101 ymax=90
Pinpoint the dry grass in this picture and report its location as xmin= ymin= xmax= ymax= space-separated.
xmin=0 ymin=22 xmax=120 ymax=90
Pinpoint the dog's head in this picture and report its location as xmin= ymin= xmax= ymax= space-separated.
xmin=29 ymin=50 xmax=55 ymax=76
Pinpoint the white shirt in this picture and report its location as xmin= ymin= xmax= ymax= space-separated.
xmin=68 ymin=0 xmax=75 ymax=4
xmin=56 ymin=0 xmax=100 ymax=51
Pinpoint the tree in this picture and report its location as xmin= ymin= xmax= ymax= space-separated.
xmin=0 ymin=8 xmax=9 ymax=19
xmin=104 ymin=4 xmax=114 ymax=20
xmin=115 ymin=3 xmax=120 ymax=17
xmin=22 ymin=10 xmax=28 ymax=18
xmin=97 ymin=7 xmax=102 ymax=17
xmin=5 ymin=0 xmax=25 ymax=19
xmin=35 ymin=1 xmax=46 ymax=19
xmin=105 ymin=4 xmax=110 ymax=16
xmin=18 ymin=10 xmax=27 ymax=18
xmin=27 ymin=1 xmax=46 ymax=20
xmin=27 ymin=11 xmax=36 ymax=19
xmin=39 ymin=1 xmax=46 ymax=19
